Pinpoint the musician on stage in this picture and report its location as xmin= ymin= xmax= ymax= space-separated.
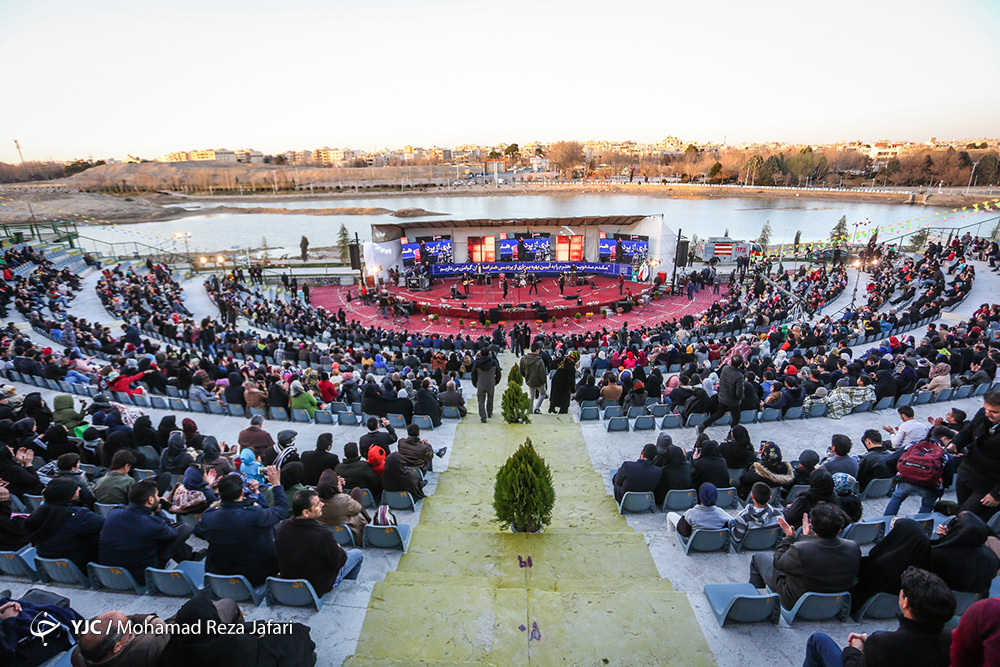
xmin=462 ymin=272 xmax=471 ymax=295
xmin=528 ymin=271 xmax=539 ymax=295
xmin=476 ymin=263 xmax=485 ymax=285
xmin=451 ymin=282 xmax=462 ymax=300
xmin=502 ymin=274 xmax=509 ymax=300
xmin=558 ymin=273 xmax=565 ymax=294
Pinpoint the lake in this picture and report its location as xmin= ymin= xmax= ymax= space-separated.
xmin=76 ymin=192 xmax=948 ymax=256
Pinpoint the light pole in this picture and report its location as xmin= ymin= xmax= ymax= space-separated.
xmin=967 ymin=161 xmax=981 ymax=194
xmin=173 ymin=231 xmax=191 ymax=259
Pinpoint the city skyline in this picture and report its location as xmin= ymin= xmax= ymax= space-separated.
xmin=2 ymin=0 xmax=999 ymax=163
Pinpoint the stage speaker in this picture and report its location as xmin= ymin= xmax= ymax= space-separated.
xmin=531 ymin=301 xmax=541 ymax=308
xmin=503 ymin=303 xmax=513 ymax=308
xmin=518 ymin=303 xmax=528 ymax=308
xmin=489 ymin=308 xmax=501 ymax=322
xmin=563 ymin=295 xmax=577 ymax=301
xmin=617 ymin=300 xmax=632 ymax=313
xmin=675 ymin=240 xmax=689 ymax=265
xmin=348 ymin=243 xmax=362 ymax=270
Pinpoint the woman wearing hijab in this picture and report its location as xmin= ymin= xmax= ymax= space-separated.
xmin=623 ymin=380 xmax=648 ymax=410
xmin=783 ymin=468 xmax=840 ymax=528
xmin=851 ymin=518 xmax=933 ymax=613
xmin=736 ymin=441 xmax=794 ymax=499
xmin=315 ymin=469 xmax=369 ymax=545
xmin=156 ymin=415 xmax=177 ymax=452
xmin=265 ymin=462 xmax=305 ymax=515
xmin=644 ymin=368 xmax=663 ymax=402
xmin=158 ymin=594 xmax=317 ymax=667
xmin=12 ymin=418 xmax=43 ymax=459
xmin=181 ymin=418 xmax=205 ymax=450
xmin=160 ymin=431 xmax=194 ymax=476
xmin=925 ymin=356 xmax=952 ymax=395
xmin=0 ymin=440 xmax=44 ymax=498
xmin=833 ymin=472 xmax=863 ymax=523
xmin=18 ymin=393 xmax=52 ymax=434
xmin=131 ymin=415 xmax=159 ymax=452
xmin=51 ymin=394 xmax=85 ymax=431
xmin=931 ymin=511 xmax=1000 ymax=595
xmin=366 ymin=445 xmax=386 ymax=477
xmin=198 ymin=436 xmax=234 ymax=476
xmin=548 ymin=357 xmax=575 ymax=414
xmin=720 ymin=425 xmax=757 ymax=471
xmin=652 ymin=434 xmax=693 ymax=507
xmin=662 ymin=375 xmax=681 ymax=405
xmin=381 ymin=451 xmax=425 ymax=500
xmin=223 ymin=371 xmax=247 ymax=411
xmin=181 ymin=466 xmax=218 ymax=504
xmin=24 ymin=478 xmax=104 ymax=573
xmin=41 ymin=424 xmax=77 ymax=461
xmin=692 ymin=440 xmax=730 ymax=491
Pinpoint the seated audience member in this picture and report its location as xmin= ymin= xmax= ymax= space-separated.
xmin=0 ymin=484 xmax=28 ymax=551
xmin=381 ymin=451 xmax=426 ymax=501
xmin=359 ymin=416 xmax=397 ymax=458
xmin=263 ymin=429 xmax=300 ymax=468
xmin=0 ymin=440 xmax=45 ymax=498
xmin=195 ymin=466 xmax=286 ymax=587
xmin=0 ymin=594 xmax=79 ymax=667
xmin=931 ymin=511 xmax=1000 ymax=595
xmin=573 ymin=375 xmax=601 ymax=404
xmin=951 ymin=390 xmax=1000 ymax=520
xmin=612 ymin=444 xmax=662 ymax=503
xmin=857 ymin=429 xmax=894 ymax=492
xmin=851 ymin=518 xmax=932 ymax=614
xmin=24 ymin=477 xmax=104 ymax=573
xmin=950 ymin=597 xmax=1000 ymax=667
xmin=736 ymin=441 xmax=794 ymax=499
xmin=819 ymin=434 xmax=859 ymax=477
xmin=74 ymin=602 xmax=233 ymax=667
xmin=93 ymin=450 xmax=136 ymax=505
xmin=784 ymin=469 xmax=840 ymax=528
xmin=730 ymin=482 xmax=782 ymax=545
xmin=335 ymin=441 xmax=381 ymax=502
xmin=792 ymin=449 xmax=821 ymax=486
xmin=275 ymin=488 xmax=363 ymax=596
xmin=157 ymin=594 xmax=318 ymax=667
xmin=691 ymin=440 xmax=730 ymax=491
xmin=397 ymin=423 xmax=445 ymax=474
xmin=927 ymin=407 xmax=966 ymax=431
xmin=803 ymin=567 xmax=955 ymax=667
xmin=300 ymin=433 xmax=341 ymax=487
xmin=52 ymin=452 xmax=97 ymax=509
xmin=98 ymin=479 xmax=197 ymax=584
xmin=413 ymin=377 xmax=443 ymax=427
xmin=749 ymin=502 xmax=861 ymax=609
xmin=883 ymin=405 xmax=930 ymax=450
xmin=315 ymin=469 xmax=370 ymax=546
xmin=159 ymin=431 xmax=193 ymax=475
xmin=832 ymin=472 xmax=863 ymax=523
xmin=719 ymin=425 xmax=757 ymax=470
xmin=197 ymin=437 xmax=234 ymax=477
xmin=652 ymin=434 xmax=693 ymax=507
xmin=667 ymin=483 xmax=732 ymax=537
xmin=438 ymin=380 xmax=467 ymax=416
xmin=264 ymin=462 xmax=306 ymax=514
xmin=237 ymin=415 xmax=274 ymax=458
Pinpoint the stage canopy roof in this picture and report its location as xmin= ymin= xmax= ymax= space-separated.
xmin=372 ymin=215 xmax=648 ymax=241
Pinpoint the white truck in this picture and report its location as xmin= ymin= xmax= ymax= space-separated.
xmin=698 ymin=237 xmax=758 ymax=263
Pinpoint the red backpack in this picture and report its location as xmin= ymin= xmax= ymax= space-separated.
xmin=897 ymin=441 xmax=945 ymax=487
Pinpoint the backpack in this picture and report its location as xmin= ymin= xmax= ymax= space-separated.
xmin=372 ymin=505 xmax=397 ymax=526
xmin=897 ymin=440 xmax=945 ymax=487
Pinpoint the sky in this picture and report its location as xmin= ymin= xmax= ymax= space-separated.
xmin=1 ymin=0 xmax=999 ymax=162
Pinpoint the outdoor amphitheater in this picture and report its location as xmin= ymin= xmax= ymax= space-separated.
xmin=0 ymin=214 xmax=998 ymax=667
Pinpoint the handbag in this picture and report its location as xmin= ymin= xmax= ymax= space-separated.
xmin=167 ymin=484 xmax=208 ymax=515
xmin=372 ymin=505 xmax=397 ymax=526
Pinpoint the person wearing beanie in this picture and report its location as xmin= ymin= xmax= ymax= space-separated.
xmin=24 ymin=477 xmax=104 ymax=573
xmin=667 ymin=482 xmax=733 ymax=537
xmin=264 ymin=429 xmax=300 ymax=468
xmin=612 ymin=443 xmax=662 ymax=503
xmin=736 ymin=441 xmax=795 ymax=498
xmin=793 ymin=449 xmax=821 ymax=486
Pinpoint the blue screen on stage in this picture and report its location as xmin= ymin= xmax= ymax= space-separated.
xmin=402 ymin=239 xmax=453 ymax=266
xmin=620 ymin=239 xmax=649 ymax=258
xmin=598 ymin=238 xmax=617 ymax=261
xmin=497 ymin=239 xmax=519 ymax=260
xmin=520 ymin=237 xmax=550 ymax=261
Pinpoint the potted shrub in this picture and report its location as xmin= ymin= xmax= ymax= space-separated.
xmin=586 ymin=311 xmax=594 ymax=322
xmin=575 ymin=313 xmax=583 ymax=324
xmin=446 ymin=318 xmax=452 ymax=325
xmin=458 ymin=318 xmax=464 ymax=329
xmin=601 ymin=309 xmax=608 ymax=319
xmin=501 ymin=364 xmax=532 ymax=425
xmin=493 ymin=437 xmax=555 ymax=533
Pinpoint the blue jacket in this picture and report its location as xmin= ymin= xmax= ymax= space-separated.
xmin=613 ymin=459 xmax=662 ymax=503
xmin=195 ymin=486 xmax=288 ymax=586
xmin=98 ymin=504 xmax=180 ymax=583
xmin=29 ymin=506 xmax=104 ymax=574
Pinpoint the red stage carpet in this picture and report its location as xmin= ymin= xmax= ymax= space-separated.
xmin=310 ymin=277 xmax=730 ymax=336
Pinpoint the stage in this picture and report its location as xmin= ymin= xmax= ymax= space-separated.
xmin=382 ymin=274 xmax=643 ymax=322
xmin=310 ymin=278 xmax=730 ymax=335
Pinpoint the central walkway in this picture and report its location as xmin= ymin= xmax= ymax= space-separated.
xmin=347 ymin=355 xmax=713 ymax=666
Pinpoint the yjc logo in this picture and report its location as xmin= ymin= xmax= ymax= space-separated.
xmin=30 ymin=611 xmax=60 ymax=646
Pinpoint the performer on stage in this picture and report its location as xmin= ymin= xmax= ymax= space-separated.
xmin=618 ymin=273 xmax=625 ymax=295
xmin=476 ymin=263 xmax=485 ymax=285
xmin=558 ymin=273 xmax=565 ymax=294
xmin=462 ymin=272 xmax=471 ymax=295
xmin=502 ymin=274 xmax=509 ymax=300
xmin=528 ymin=272 xmax=539 ymax=295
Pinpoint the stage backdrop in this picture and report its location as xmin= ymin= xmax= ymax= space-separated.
xmin=429 ymin=261 xmax=631 ymax=277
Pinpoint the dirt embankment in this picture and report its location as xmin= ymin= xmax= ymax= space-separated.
xmin=211 ymin=206 xmax=392 ymax=216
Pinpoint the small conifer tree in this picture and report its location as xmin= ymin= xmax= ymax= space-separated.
xmin=493 ymin=438 xmax=555 ymax=532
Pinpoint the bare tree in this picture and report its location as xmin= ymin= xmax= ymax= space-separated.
xmin=548 ymin=141 xmax=584 ymax=176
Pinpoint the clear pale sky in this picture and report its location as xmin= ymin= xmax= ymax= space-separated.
xmin=2 ymin=0 xmax=998 ymax=162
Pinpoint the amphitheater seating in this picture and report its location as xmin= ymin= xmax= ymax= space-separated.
xmin=703 ymin=583 xmax=780 ymax=626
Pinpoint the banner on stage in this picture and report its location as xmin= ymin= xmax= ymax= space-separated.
xmin=429 ymin=262 xmax=633 ymax=278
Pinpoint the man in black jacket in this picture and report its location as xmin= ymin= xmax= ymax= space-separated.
xmin=701 ymin=355 xmax=745 ymax=430
xmin=952 ymin=389 xmax=1000 ymax=520
xmin=300 ymin=433 xmax=341 ymax=487
xmin=802 ymin=567 xmax=954 ymax=667
xmin=275 ymin=489 xmax=362 ymax=596
xmin=471 ymin=348 xmax=501 ymax=423
xmin=612 ymin=444 xmax=662 ymax=503
xmin=749 ymin=501 xmax=860 ymax=609
xmin=359 ymin=416 xmax=397 ymax=459
xmin=857 ymin=429 xmax=895 ymax=492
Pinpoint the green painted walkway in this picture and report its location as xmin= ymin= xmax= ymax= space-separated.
xmin=347 ymin=359 xmax=714 ymax=666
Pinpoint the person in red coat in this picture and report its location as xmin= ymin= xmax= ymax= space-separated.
xmin=951 ymin=597 xmax=1000 ymax=667
xmin=108 ymin=368 xmax=153 ymax=395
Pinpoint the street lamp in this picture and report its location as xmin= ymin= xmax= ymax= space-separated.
xmin=173 ymin=232 xmax=192 ymax=260
xmin=967 ymin=161 xmax=981 ymax=194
